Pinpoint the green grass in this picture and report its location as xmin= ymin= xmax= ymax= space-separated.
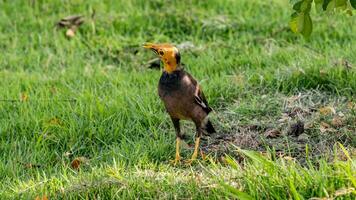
xmin=0 ymin=0 xmax=355 ymax=199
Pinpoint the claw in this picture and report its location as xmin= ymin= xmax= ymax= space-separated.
xmin=184 ymin=158 xmax=197 ymax=165
xmin=170 ymin=156 xmax=181 ymax=166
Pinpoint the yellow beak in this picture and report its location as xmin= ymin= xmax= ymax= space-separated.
xmin=143 ymin=43 xmax=160 ymax=55
xmin=143 ymin=43 xmax=156 ymax=49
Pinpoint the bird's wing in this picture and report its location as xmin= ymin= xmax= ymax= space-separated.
xmin=185 ymin=72 xmax=212 ymax=113
xmin=193 ymin=83 xmax=212 ymax=114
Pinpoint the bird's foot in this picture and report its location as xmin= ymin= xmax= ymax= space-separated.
xmin=169 ymin=155 xmax=181 ymax=166
xmin=184 ymin=152 xmax=199 ymax=165
xmin=184 ymin=158 xmax=197 ymax=165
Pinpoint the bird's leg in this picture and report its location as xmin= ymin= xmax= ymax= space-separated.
xmin=185 ymin=126 xmax=202 ymax=165
xmin=191 ymin=136 xmax=200 ymax=160
xmin=174 ymin=137 xmax=181 ymax=164
xmin=170 ymin=118 xmax=181 ymax=165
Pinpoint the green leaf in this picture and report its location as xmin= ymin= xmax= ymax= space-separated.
xmin=289 ymin=179 xmax=302 ymax=200
xmin=300 ymin=0 xmax=312 ymax=12
xmin=335 ymin=0 xmax=347 ymax=7
xmin=323 ymin=0 xmax=332 ymax=10
xmin=293 ymin=0 xmax=313 ymax=12
xmin=326 ymin=0 xmax=336 ymax=11
xmin=224 ymin=155 xmax=240 ymax=169
xmin=314 ymin=0 xmax=324 ymax=12
xmin=219 ymin=182 xmax=254 ymax=200
xmin=289 ymin=12 xmax=312 ymax=38
xmin=293 ymin=1 xmax=303 ymax=11
xmin=337 ymin=142 xmax=351 ymax=161
xmin=301 ymin=13 xmax=313 ymax=38
xmin=346 ymin=9 xmax=353 ymax=15
xmin=289 ymin=12 xmax=304 ymax=33
xmin=290 ymin=0 xmax=300 ymax=4
xmin=351 ymin=0 xmax=356 ymax=9
xmin=238 ymin=149 xmax=275 ymax=168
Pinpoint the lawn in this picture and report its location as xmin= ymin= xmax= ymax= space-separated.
xmin=0 ymin=0 xmax=355 ymax=199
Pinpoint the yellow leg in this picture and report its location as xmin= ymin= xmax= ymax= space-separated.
xmin=185 ymin=137 xmax=200 ymax=165
xmin=191 ymin=137 xmax=200 ymax=160
xmin=170 ymin=137 xmax=181 ymax=165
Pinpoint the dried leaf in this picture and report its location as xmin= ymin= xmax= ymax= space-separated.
xmin=305 ymin=121 xmax=314 ymax=129
xmin=347 ymin=101 xmax=355 ymax=110
xmin=283 ymin=156 xmax=295 ymax=161
xmin=64 ymin=151 xmax=72 ymax=157
xmin=319 ymin=69 xmax=327 ymax=76
xmin=200 ymin=150 xmax=206 ymax=160
xmin=342 ymin=59 xmax=352 ymax=70
xmin=20 ymin=162 xmax=41 ymax=169
xmin=297 ymin=133 xmax=309 ymax=142
xmin=309 ymin=198 xmax=331 ymax=200
xmin=319 ymin=106 xmax=336 ymax=115
xmin=233 ymin=74 xmax=245 ymax=86
xmin=220 ymin=156 xmax=227 ymax=165
xmin=331 ymin=116 xmax=344 ymax=127
xmin=334 ymin=187 xmax=355 ymax=197
xmin=264 ymin=129 xmax=282 ymax=138
xmin=286 ymin=93 xmax=302 ymax=104
xmin=50 ymin=87 xmax=57 ymax=94
xmin=319 ymin=122 xmax=331 ymax=133
xmin=20 ymin=92 xmax=28 ymax=102
xmin=71 ymin=159 xmax=80 ymax=170
xmin=66 ymin=28 xmax=75 ymax=38
xmin=34 ymin=195 xmax=48 ymax=200
xmin=278 ymin=113 xmax=290 ymax=123
xmin=320 ymin=121 xmax=331 ymax=128
xmin=48 ymin=117 xmax=62 ymax=126
xmin=334 ymin=146 xmax=353 ymax=162
xmin=71 ymin=157 xmax=88 ymax=170
xmin=288 ymin=107 xmax=305 ymax=117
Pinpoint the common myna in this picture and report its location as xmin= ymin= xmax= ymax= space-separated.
xmin=143 ymin=43 xmax=215 ymax=164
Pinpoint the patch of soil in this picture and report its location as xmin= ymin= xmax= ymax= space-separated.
xmin=199 ymin=92 xmax=356 ymax=163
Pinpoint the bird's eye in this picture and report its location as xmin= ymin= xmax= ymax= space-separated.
xmin=159 ymin=50 xmax=164 ymax=56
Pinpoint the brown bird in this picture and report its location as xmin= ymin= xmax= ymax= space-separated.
xmin=143 ymin=43 xmax=215 ymax=164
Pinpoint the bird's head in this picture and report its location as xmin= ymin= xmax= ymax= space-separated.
xmin=143 ymin=43 xmax=181 ymax=73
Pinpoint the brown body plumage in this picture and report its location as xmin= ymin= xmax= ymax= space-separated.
xmin=144 ymin=43 xmax=215 ymax=164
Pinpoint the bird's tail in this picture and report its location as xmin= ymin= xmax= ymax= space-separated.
xmin=203 ymin=120 xmax=216 ymax=134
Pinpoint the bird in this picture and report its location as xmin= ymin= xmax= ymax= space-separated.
xmin=56 ymin=15 xmax=84 ymax=38
xmin=143 ymin=43 xmax=216 ymax=164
